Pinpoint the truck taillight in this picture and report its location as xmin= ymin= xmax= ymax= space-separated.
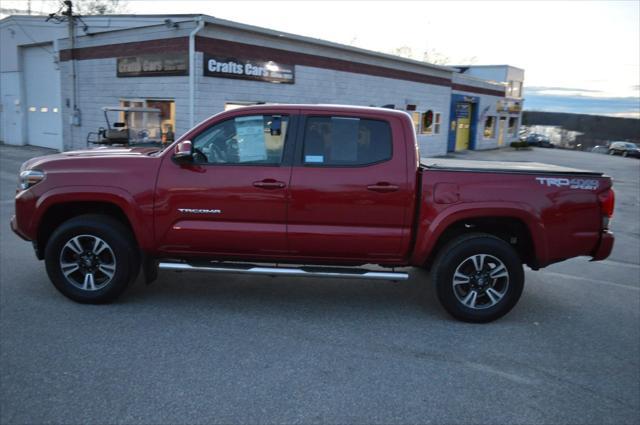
xmin=599 ymin=189 xmax=615 ymax=217
xmin=598 ymin=189 xmax=615 ymax=229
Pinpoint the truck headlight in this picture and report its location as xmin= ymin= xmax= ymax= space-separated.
xmin=18 ymin=170 xmax=45 ymax=190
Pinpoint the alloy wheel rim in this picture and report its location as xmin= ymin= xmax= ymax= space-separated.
xmin=59 ymin=235 xmax=116 ymax=291
xmin=452 ymin=254 xmax=509 ymax=310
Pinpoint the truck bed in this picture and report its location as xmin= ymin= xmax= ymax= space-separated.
xmin=420 ymin=158 xmax=603 ymax=176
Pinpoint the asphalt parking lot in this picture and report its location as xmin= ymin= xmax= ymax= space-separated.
xmin=1 ymin=144 xmax=638 ymax=424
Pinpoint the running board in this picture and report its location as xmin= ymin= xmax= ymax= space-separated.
xmin=158 ymin=261 xmax=409 ymax=281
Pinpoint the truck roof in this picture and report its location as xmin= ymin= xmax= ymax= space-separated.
xmin=223 ymin=104 xmax=412 ymax=118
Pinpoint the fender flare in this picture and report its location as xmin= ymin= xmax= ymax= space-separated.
xmin=410 ymin=202 xmax=549 ymax=266
xmin=31 ymin=185 xmax=154 ymax=251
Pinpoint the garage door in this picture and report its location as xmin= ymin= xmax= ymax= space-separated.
xmin=23 ymin=45 xmax=62 ymax=150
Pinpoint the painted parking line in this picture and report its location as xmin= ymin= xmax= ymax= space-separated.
xmin=534 ymin=270 xmax=640 ymax=291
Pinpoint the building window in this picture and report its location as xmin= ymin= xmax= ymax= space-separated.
xmin=410 ymin=112 xmax=421 ymax=133
xmin=120 ymin=99 xmax=176 ymax=143
xmin=508 ymin=117 xmax=518 ymax=135
xmin=483 ymin=116 xmax=496 ymax=138
xmin=146 ymin=100 xmax=176 ymax=142
xmin=303 ymin=116 xmax=392 ymax=166
xmin=508 ymin=81 xmax=522 ymax=98
xmin=434 ymin=112 xmax=441 ymax=134
xmin=420 ymin=110 xmax=441 ymax=135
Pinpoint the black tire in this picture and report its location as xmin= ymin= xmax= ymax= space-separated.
xmin=431 ymin=233 xmax=524 ymax=323
xmin=623 ymin=151 xmax=628 ymax=157
xmin=44 ymin=214 xmax=140 ymax=304
xmin=609 ymin=150 xmax=615 ymax=155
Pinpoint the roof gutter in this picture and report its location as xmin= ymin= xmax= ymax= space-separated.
xmin=189 ymin=16 xmax=205 ymax=129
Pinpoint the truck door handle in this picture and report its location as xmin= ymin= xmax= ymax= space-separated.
xmin=253 ymin=179 xmax=286 ymax=189
xmin=367 ymin=182 xmax=399 ymax=193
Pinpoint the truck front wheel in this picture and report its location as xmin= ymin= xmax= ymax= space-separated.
xmin=431 ymin=233 xmax=524 ymax=323
xmin=44 ymin=214 xmax=139 ymax=304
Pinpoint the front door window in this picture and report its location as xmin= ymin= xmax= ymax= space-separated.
xmin=192 ymin=115 xmax=288 ymax=164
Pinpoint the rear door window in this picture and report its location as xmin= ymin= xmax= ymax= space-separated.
xmin=302 ymin=116 xmax=392 ymax=166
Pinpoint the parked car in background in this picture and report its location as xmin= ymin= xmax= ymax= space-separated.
xmin=523 ymin=133 xmax=555 ymax=148
xmin=591 ymin=145 xmax=610 ymax=154
xmin=608 ymin=141 xmax=640 ymax=158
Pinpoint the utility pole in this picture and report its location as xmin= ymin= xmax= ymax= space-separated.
xmin=27 ymin=0 xmax=31 ymax=15
xmin=62 ymin=1 xmax=80 ymax=126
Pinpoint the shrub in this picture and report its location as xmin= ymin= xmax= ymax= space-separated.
xmin=510 ymin=141 xmax=529 ymax=149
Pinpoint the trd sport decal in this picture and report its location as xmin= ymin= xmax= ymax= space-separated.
xmin=535 ymin=177 xmax=599 ymax=190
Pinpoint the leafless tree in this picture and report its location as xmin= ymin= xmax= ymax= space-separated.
xmin=389 ymin=46 xmax=460 ymax=66
xmin=422 ymin=48 xmax=450 ymax=65
xmin=75 ymin=0 xmax=127 ymax=15
xmin=390 ymin=46 xmax=414 ymax=59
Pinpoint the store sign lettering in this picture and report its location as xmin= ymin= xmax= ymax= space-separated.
xmin=117 ymin=53 xmax=188 ymax=77
xmin=203 ymin=54 xmax=294 ymax=84
xmin=456 ymin=103 xmax=470 ymax=118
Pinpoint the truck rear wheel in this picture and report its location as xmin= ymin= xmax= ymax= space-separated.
xmin=431 ymin=233 xmax=524 ymax=323
xmin=44 ymin=214 xmax=139 ymax=304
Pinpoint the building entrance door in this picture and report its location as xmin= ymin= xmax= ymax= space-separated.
xmin=23 ymin=45 xmax=62 ymax=150
xmin=455 ymin=102 xmax=471 ymax=151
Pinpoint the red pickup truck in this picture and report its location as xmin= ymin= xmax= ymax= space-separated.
xmin=11 ymin=105 xmax=615 ymax=322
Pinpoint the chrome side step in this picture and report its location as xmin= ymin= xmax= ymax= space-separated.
xmin=158 ymin=261 xmax=409 ymax=281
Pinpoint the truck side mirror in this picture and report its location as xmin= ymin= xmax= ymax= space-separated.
xmin=270 ymin=116 xmax=282 ymax=136
xmin=173 ymin=140 xmax=193 ymax=163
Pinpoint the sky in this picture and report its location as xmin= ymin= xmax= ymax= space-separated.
xmin=3 ymin=0 xmax=639 ymax=118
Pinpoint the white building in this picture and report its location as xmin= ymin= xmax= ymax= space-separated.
xmin=1 ymin=14 xmax=524 ymax=156
xmin=448 ymin=66 xmax=525 ymax=151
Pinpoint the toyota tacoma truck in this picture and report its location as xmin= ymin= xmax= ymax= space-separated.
xmin=11 ymin=105 xmax=615 ymax=322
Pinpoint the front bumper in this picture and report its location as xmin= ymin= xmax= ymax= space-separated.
xmin=591 ymin=231 xmax=614 ymax=261
xmin=10 ymin=214 xmax=29 ymax=241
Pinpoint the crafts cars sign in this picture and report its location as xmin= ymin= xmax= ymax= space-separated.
xmin=117 ymin=53 xmax=188 ymax=77
xmin=203 ymin=55 xmax=294 ymax=84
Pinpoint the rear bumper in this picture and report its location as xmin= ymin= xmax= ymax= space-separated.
xmin=591 ymin=231 xmax=614 ymax=261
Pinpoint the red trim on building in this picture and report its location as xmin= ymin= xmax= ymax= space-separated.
xmin=59 ymin=35 xmax=506 ymax=97
xmin=452 ymin=83 xmax=505 ymax=97
xmin=196 ymin=37 xmax=452 ymax=87
xmin=59 ymin=37 xmax=188 ymax=61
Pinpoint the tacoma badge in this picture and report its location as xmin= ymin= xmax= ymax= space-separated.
xmin=178 ymin=208 xmax=222 ymax=214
